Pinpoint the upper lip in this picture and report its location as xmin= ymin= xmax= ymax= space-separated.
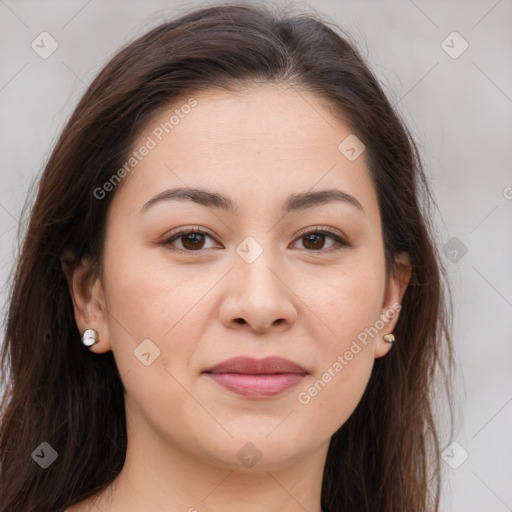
xmin=204 ymin=356 xmax=308 ymax=375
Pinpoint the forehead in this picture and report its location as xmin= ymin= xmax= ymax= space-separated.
xmin=109 ymin=84 xmax=379 ymax=223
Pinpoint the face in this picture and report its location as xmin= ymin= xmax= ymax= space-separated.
xmin=71 ymin=84 xmax=410 ymax=471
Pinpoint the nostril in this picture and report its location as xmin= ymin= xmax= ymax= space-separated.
xmin=235 ymin=318 xmax=245 ymax=324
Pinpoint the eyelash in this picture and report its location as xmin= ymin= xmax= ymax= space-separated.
xmin=161 ymin=225 xmax=351 ymax=254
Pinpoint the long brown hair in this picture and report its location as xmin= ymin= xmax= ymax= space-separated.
xmin=0 ymin=2 xmax=454 ymax=511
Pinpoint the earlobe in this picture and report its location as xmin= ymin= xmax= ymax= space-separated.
xmin=375 ymin=251 xmax=412 ymax=358
xmin=60 ymin=249 xmax=111 ymax=353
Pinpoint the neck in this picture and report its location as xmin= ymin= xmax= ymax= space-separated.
xmin=93 ymin=422 xmax=328 ymax=512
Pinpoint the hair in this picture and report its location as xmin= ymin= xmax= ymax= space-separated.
xmin=0 ymin=2 xmax=455 ymax=511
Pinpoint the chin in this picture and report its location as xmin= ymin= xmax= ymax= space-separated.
xmin=192 ymin=430 xmax=313 ymax=471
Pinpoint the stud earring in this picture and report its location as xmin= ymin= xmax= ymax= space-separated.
xmin=383 ymin=333 xmax=395 ymax=344
xmin=82 ymin=329 xmax=99 ymax=347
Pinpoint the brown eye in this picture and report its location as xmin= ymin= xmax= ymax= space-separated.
xmin=302 ymin=232 xmax=327 ymax=250
xmin=162 ymin=228 xmax=217 ymax=252
xmin=294 ymin=228 xmax=350 ymax=252
xmin=162 ymin=226 xmax=349 ymax=254
xmin=181 ymin=232 xmax=206 ymax=250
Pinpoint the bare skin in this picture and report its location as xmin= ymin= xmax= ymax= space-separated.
xmin=64 ymin=84 xmax=411 ymax=512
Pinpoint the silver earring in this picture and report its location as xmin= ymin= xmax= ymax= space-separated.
xmin=82 ymin=329 xmax=99 ymax=347
xmin=383 ymin=333 xmax=395 ymax=344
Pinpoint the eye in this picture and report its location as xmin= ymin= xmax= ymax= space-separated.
xmin=161 ymin=227 xmax=219 ymax=252
xmin=291 ymin=226 xmax=350 ymax=252
xmin=161 ymin=225 xmax=350 ymax=253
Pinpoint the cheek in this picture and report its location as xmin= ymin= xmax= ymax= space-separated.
xmin=294 ymin=253 xmax=385 ymax=343
xmin=103 ymin=234 xmax=195 ymax=332
xmin=101 ymin=239 xmax=211 ymax=379
xmin=296 ymin=291 xmax=377 ymax=435
xmin=293 ymin=328 xmax=375 ymax=444
xmin=291 ymin=252 xmax=384 ymax=417
xmin=101 ymin=246 xmax=207 ymax=432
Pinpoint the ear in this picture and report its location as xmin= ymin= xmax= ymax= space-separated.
xmin=61 ymin=249 xmax=112 ymax=354
xmin=374 ymin=251 xmax=411 ymax=358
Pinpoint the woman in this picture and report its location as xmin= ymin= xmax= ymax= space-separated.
xmin=0 ymin=3 xmax=454 ymax=511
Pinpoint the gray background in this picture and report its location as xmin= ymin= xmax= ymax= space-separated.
xmin=0 ymin=1 xmax=511 ymax=510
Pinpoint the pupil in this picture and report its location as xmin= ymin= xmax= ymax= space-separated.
xmin=185 ymin=233 xmax=203 ymax=249
xmin=306 ymin=233 xmax=324 ymax=249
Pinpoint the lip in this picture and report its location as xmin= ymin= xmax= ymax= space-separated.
xmin=203 ymin=356 xmax=308 ymax=398
xmin=205 ymin=356 xmax=307 ymax=375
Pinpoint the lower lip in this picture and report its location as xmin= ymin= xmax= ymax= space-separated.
xmin=205 ymin=372 xmax=306 ymax=397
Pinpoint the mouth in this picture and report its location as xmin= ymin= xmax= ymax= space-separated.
xmin=203 ymin=356 xmax=308 ymax=398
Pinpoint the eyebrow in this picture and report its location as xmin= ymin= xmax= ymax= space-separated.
xmin=139 ymin=187 xmax=365 ymax=216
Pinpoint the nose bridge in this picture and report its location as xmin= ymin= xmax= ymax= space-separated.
xmin=235 ymin=233 xmax=282 ymax=295
xmin=221 ymin=232 xmax=297 ymax=331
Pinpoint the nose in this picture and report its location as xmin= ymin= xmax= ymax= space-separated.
xmin=219 ymin=247 xmax=298 ymax=334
